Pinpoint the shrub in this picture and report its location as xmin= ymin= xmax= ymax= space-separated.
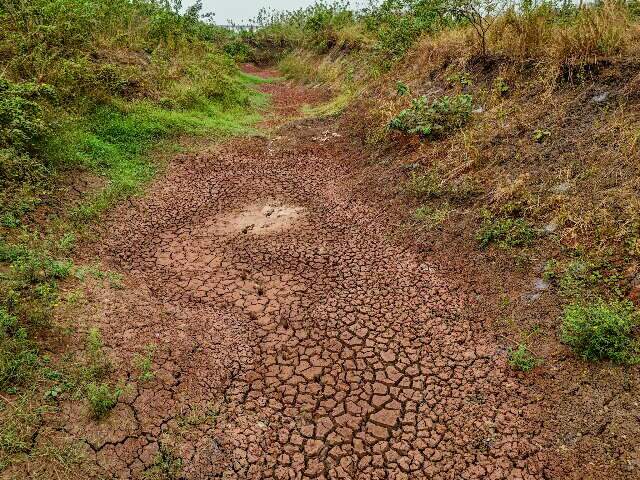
xmin=507 ymin=343 xmax=539 ymax=371
xmin=476 ymin=211 xmax=536 ymax=248
xmin=561 ymin=300 xmax=640 ymax=364
xmin=389 ymin=94 xmax=473 ymax=138
xmin=86 ymin=382 xmax=121 ymax=419
xmin=363 ymin=0 xmax=446 ymax=65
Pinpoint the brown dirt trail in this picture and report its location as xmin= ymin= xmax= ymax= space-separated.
xmin=69 ymin=68 xmax=550 ymax=479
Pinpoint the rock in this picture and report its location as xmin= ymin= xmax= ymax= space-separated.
xmin=472 ymin=106 xmax=484 ymax=114
xmin=551 ymin=181 xmax=571 ymax=194
xmin=591 ymin=92 xmax=609 ymax=103
xmin=533 ymin=278 xmax=550 ymax=291
xmin=544 ymin=222 xmax=558 ymax=234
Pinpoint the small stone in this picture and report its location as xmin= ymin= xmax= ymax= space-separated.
xmin=551 ymin=181 xmax=571 ymax=194
xmin=591 ymin=92 xmax=609 ymax=103
xmin=533 ymin=278 xmax=550 ymax=291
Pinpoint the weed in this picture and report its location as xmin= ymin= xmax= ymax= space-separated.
xmin=396 ymin=81 xmax=410 ymax=96
xmin=86 ymin=382 xmax=121 ymax=419
xmin=446 ymin=72 xmax=473 ymax=87
xmin=0 ymin=213 xmax=20 ymax=228
xmin=507 ymin=343 xmax=540 ymax=371
xmin=413 ymin=204 xmax=450 ymax=228
xmin=561 ymin=300 xmax=640 ymax=364
xmin=545 ymin=257 xmax=624 ymax=299
xmin=143 ymin=443 xmax=184 ymax=480
xmin=532 ymin=128 xmax=551 ymax=143
xmin=389 ymin=94 xmax=473 ymax=138
xmin=493 ymin=77 xmax=509 ymax=97
xmin=404 ymin=171 xmax=443 ymax=198
xmin=476 ymin=211 xmax=536 ymax=249
xmin=134 ymin=345 xmax=156 ymax=383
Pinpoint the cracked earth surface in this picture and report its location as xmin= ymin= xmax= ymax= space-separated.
xmin=66 ymin=69 xmax=549 ymax=479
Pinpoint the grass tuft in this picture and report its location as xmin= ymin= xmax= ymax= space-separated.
xmin=476 ymin=211 xmax=536 ymax=249
xmin=86 ymin=382 xmax=121 ymax=419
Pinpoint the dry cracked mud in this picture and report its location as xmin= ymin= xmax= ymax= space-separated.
xmin=55 ymin=69 xmax=554 ymax=479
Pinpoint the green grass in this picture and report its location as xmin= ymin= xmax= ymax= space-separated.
xmin=63 ymin=86 xmax=265 ymax=222
xmin=476 ymin=211 xmax=537 ymax=249
xmin=561 ymin=300 xmax=640 ymax=364
xmin=134 ymin=344 xmax=156 ymax=383
xmin=404 ymin=171 xmax=443 ymax=199
xmin=237 ymin=71 xmax=284 ymax=85
xmin=412 ymin=203 xmax=450 ymax=228
xmin=0 ymin=72 xmax=268 ymax=472
xmin=303 ymin=90 xmax=354 ymax=118
xmin=86 ymin=382 xmax=121 ymax=419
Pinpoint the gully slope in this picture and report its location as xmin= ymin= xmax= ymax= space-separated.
xmin=71 ymin=68 xmax=548 ymax=479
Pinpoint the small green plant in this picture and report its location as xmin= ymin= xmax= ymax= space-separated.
xmin=106 ymin=271 xmax=124 ymax=289
xmin=561 ymin=300 xmax=640 ymax=364
xmin=404 ymin=171 xmax=443 ymax=198
xmin=0 ymin=212 xmax=20 ymax=228
xmin=476 ymin=211 xmax=537 ymax=249
xmin=389 ymin=94 xmax=473 ymax=138
xmin=413 ymin=204 xmax=450 ymax=228
xmin=493 ymin=77 xmax=509 ymax=97
xmin=84 ymin=328 xmax=111 ymax=381
xmin=396 ymin=81 xmax=409 ymax=96
xmin=507 ymin=343 xmax=539 ymax=372
xmin=446 ymin=71 xmax=473 ymax=87
xmin=532 ymin=128 xmax=551 ymax=143
xmin=546 ymin=257 xmax=623 ymax=299
xmin=134 ymin=344 xmax=156 ymax=383
xmin=86 ymin=382 xmax=121 ymax=419
xmin=143 ymin=443 xmax=184 ymax=479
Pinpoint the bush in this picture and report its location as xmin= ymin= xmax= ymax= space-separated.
xmin=86 ymin=382 xmax=121 ymax=419
xmin=389 ymin=94 xmax=473 ymax=138
xmin=476 ymin=211 xmax=536 ymax=248
xmin=363 ymin=0 xmax=446 ymax=65
xmin=561 ymin=300 xmax=640 ymax=364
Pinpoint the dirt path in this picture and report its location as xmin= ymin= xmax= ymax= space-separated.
xmin=76 ymin=68 xmax=548 ymax=479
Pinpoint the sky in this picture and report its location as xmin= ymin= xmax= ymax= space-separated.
xmin=192 ymin=0 xmax=321 ymax=25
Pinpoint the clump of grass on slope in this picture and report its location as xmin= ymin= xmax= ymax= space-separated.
xmin=561 ymin=300 xmax=639 ymax=364
xmin=476 ymin=211 xmax=537 ymax=249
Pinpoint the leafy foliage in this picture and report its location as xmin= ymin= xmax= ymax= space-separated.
xmin=476 ymin=211 xmax=536 ymax=248
xmin=507 ymin=343 xmax=540 ymax=371
xmin=561 ymin=300 xmax=640 ymax=364
xmin=86 ymin=382 xmax=121 ymax=419
xmin=390 ymin=94 xmax=473 ymax=138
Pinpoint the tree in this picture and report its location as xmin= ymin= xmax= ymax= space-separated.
xmin=446 ymin=0 xmax=507 ymax=56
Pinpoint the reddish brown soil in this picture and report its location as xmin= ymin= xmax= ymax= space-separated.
xmin=33 ymin=67 xmax=635 ymax=479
